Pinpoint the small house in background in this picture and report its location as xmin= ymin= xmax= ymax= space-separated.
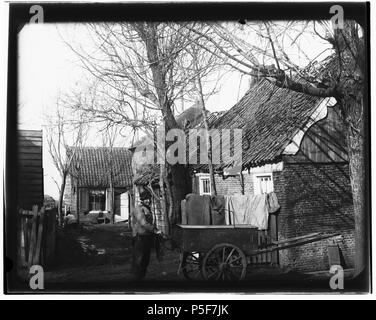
xmin=64 ymin=147 xmax=133 ymax=223
xmin=43 ymin=195 xmax=57 ymax=210
xmin=17 ymin=130 xmax=44 ymax=210
xmin=190 ymin=79 xmax=354 ymax=272
xmin=131 ymin=106 xmax=225 ymax=232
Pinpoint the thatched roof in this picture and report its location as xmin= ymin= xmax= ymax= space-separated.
xmin=67 ymin=147 xmax=133 ymax=188
xmin=130 ymin=106 xmax=210 ymax=150
xmin=133 ymin=164 xmax=160 ymax=186
xmin=134 ymin=78 xmax=326 ymax=184
xmin=132 ymin=110 xmax=226 ymax=185
xmin=200 ymin=79 xmax=325 ymax=169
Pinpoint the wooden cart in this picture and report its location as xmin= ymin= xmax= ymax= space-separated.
xmin=174 ymin=224 xmax=340 ymax=282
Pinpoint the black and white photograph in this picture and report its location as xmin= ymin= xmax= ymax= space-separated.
xmin=3 ymin=1 xmax=371 ymax=298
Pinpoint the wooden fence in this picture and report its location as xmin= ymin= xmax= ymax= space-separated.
xmin=18 ymin=205 xmax=57 ymax=269
xmin=249 ymin=230 xmax=274 ymax=265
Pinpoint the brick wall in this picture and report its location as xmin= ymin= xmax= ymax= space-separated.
xmin=192 ymin=172 xmax=254 ymax=196
xmin=191 ymin=162 xmax=354 ymax=272
xmin=215 ymin=175 xmax=242 ymax=195
xmin=275 ymin=160 xmax=354 ymax=272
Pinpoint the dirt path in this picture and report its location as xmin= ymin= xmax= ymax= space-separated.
xmin=45 ymin=223 xmax=182 ymax=283
xmin=40 ymin=223 xmax=358 ymax=293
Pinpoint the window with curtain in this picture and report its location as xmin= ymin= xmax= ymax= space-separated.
xmin=89 ymin=190 xmax=106 ymax=211
xmin=253 ymin=174 xmax=274 ymax=195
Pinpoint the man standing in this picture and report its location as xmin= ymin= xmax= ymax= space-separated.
xmin=130 ymin=188 xmax=159 ymax=280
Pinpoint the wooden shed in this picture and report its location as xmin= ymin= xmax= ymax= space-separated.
xmin=17 ymin=130 xmax=44 ymax=210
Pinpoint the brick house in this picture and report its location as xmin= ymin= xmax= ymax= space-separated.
xmin=190 ymin=79 xmax=354 ymax=272
xmin=131 ymin=79 xmax=354 ymax=272
xmin=63 ymin=147 xmax=133 ymax=222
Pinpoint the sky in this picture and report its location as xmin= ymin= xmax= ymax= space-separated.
xmin=17 ymin=21 xmax=333 ymax=200
xmin=18 ymin=23 xmax=250 ymax=199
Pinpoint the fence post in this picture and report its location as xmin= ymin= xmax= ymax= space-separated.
xmin=33 ymin=206 xmax=45 ymax=265
xmin=27 ymin=205 xmax=39 ymax=268
xmin=18 ymin=209 xmax=27 ymax=267
xmin=45 ymin=208 xmax=57 ymax=267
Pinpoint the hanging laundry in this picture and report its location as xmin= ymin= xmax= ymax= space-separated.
xmin=210 ymin=195 xmax=226 ymax=225
xmin=180 ymin=199 xmax=187 ymax=224
xmin=224 ymin=195 xmax=232 ymax=225
xmin=225 ymin=194 xmax=269 ymax=229
xmin=267 ymin=192 xmax=280 ymax=213
xmin=227 ymin=194 xmax=250 ymax=225
xmin=246 ymin=194 xmax=269 ymax=229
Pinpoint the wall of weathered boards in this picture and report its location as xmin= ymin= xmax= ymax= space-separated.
xmin=17 ymin=130 xmax=44 ymax=210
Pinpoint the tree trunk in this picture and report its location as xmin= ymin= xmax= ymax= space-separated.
xmin=76 ymin=178 xmax=80 ymax=224
xmin=348 ymin=143 xmax=366 ymax=276
xmin=109 ymin=173 xmax=115 ymax=224
xmin=170 ymin=164 xmax=192 ymax=223
xmin=111 ymin=187 xmax=115 ymax=224
xmin=139 ymin=23 xmax=193 ymax=228
xmin=159 ymin=163 xmax=169 ymax=235
xmin=165 ymin=167 xmax=174 ymax=226
xmin=342 ymin=93 xmax=367 ymax=277
xmin=58 ymin=171 xmax=68 ymax=226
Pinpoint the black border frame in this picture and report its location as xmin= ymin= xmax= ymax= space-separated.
xmin=5 ymin=1 xmax=371 ymax=294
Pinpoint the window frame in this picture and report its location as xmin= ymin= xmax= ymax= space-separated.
xmin=198 ymin=174 xmax=212 ymax=195
xmin=88 ymin=189 xmax=106 ymax=211
xmin=253 ymin=172 xmax=274 ymax=195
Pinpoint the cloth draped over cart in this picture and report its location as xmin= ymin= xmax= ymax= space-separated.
xmin=182 ymin=194 xmax=226 ymax=225
xmin=181 ymin=192 xmax=280 ymax=230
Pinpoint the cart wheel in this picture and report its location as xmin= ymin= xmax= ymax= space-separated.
xmin=202 ymin=243 xmax=247 ymax=282
xmin=181 ymin=251 xmax=202 ymax=280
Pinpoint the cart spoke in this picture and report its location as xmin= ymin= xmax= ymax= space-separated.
xmin=229 ymin=255 xmax=242 ymax=264
xmin=207 ymin=268 xmax=220 ymax=279
xmin=225 ymin=248 xmax=236 ymax=263
xmin=202 ymin=244 xmax=247 ymax=282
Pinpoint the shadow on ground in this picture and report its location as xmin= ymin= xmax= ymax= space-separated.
xmin=11 ymin=223 xmax=367 ymax=294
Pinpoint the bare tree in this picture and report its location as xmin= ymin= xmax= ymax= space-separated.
xmin=189 ymin=20 xmax=367 ymax=275
xmin=45 ymin=97 xmax=88 ymax=225
xmin=100 ymin=125 xmax=124 ymax=224
xmin=63 ymin=22 xmax=227 ymax=234
xmin=187 ymin=45 xmax=220 ymax=196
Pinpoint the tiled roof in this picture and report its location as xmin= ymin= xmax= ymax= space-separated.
xmin=67 ymin=147 xmax=133 ymax=188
